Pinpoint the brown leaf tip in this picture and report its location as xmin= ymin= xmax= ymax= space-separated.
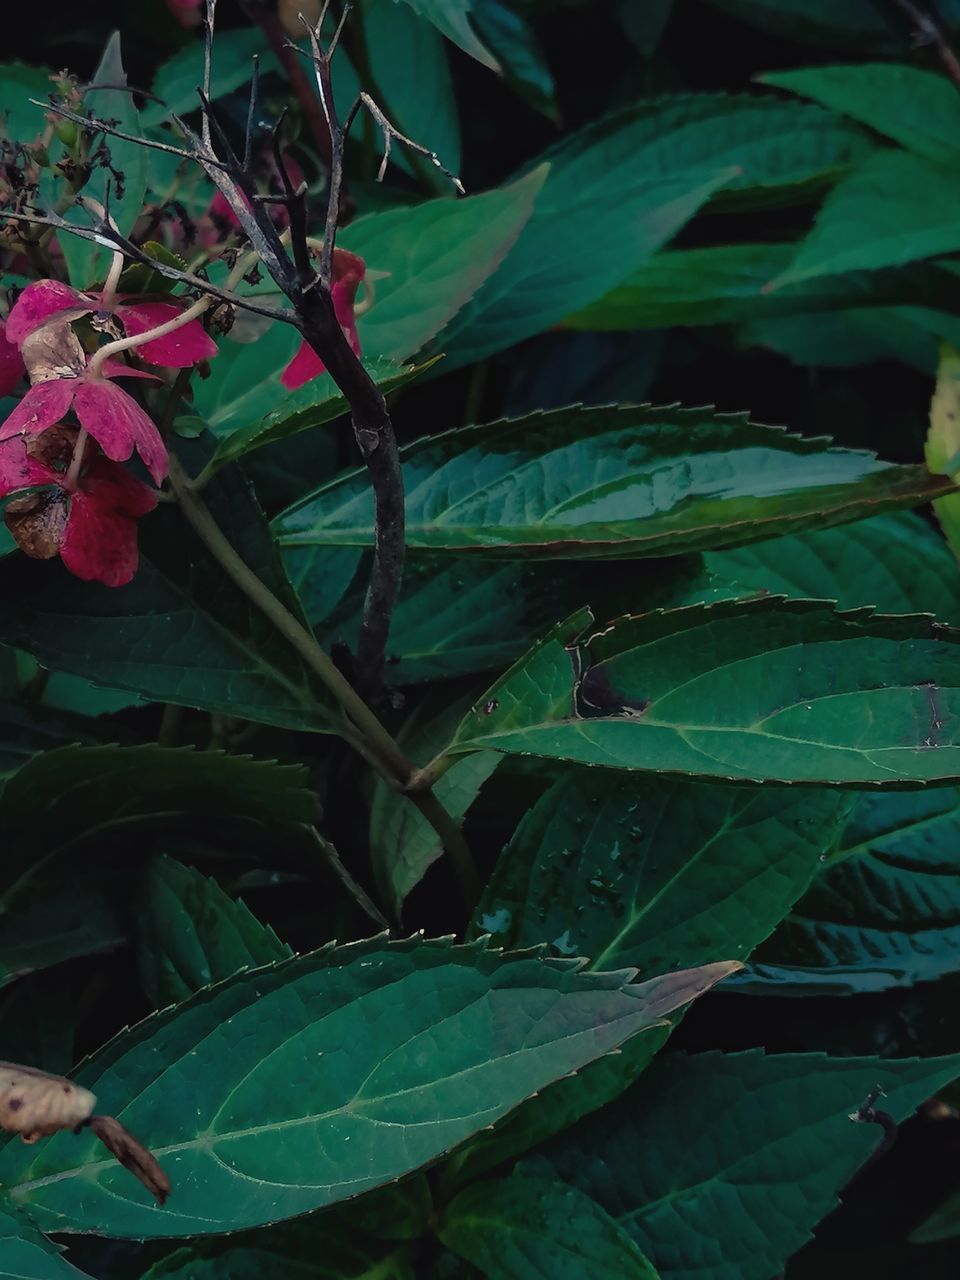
xmin=90 ymin=1114 xmax=172 ymax=1205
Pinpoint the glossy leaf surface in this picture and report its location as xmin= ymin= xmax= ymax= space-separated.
xmin=0 ymin=940 xmax=735 ymax=1238
xmin=275 ymin=406 xmax=953 ymax=559
xmin=449 ymin=599 xmax=960 ymax=786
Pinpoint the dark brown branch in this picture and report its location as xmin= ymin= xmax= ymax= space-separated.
xmin=889 ymin=0 xmax=960 ymax=89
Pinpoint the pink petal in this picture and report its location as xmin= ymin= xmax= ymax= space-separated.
xmin=73 ymin=379 xmax=169 ymax=484
xmin=119 ymin=300 xmax=218 ymax=367
xmin=0 ymin=322 xmax=25 ymax=396
xmin=61 ymin=459 xmax=156 ymax=587
xmin=6 ymin=281 xmax=89 ymax=347
xmin=0 ymin=435 xmax=55 ymax=497
xmin=0 ymin=379 xmax=77 ymax=440
xmin=99 ymin=359 xmax=162 ymax=382
xmin=280 ymin=340 xmax=327 ymax=390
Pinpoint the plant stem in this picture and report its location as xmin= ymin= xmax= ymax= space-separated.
xmin=157 ymin=703 xmax=183 ymax=747
xmin=410 ymin=789 xmax=481 ymax=907
xmin=167 ymin=452 xmax=409 ymax=777
xmin=890 ymin=0 xmax=960 ymax=87
xmin=167 ymin=451 xmax=482 ymax=904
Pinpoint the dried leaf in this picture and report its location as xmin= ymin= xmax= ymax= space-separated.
xmin=89 ymin=1114 xmax=171 ymax=1205
xmin=20 ymin=317 xmax=86 ymax=385
xmin=0 ymin=1062 xmax=95 ymax=1142
xmin=4 ymin=490 xmax=68 ymax=560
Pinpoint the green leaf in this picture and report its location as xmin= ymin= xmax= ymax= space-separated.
xmin=0 ymin=874 xmax=125 ymax=990
xmin=566 ymin=245 xmax=960 ymax=336
xmin=537 ymin=1050 xmax=960 ymax=1280
xmin=62 ymin=34 xmax=148 ymax=287
xmin=437 ymin=93 xmax=873 ymax=366
xmin=0 ymin=457 xmax=337 ymax=731
xmin=311 ymin=555 xmax=626 ymax=683
xmin=0 ymin=939 xmax=736 ymax=1238
xmin=771 ymin=151 xmax=960 ymax=288
xmin=440 ymin=1173 xmax=661 ymax=1280
xmin=469 ymin=1 xmax=558 ymax=119
xmin=761 ymin=63 xmax=960 ymax=167
xmin=926 ymin=343 xmax=960 ymax=561
xmin=394 ymin=0 xmax=500 ymax=70
xmin=145 ymin=30 xmax=279 ymax=125
xmin=0 ymin=62 xmax=53 ymax=144
xmin=473 ymin=771 xmax=851 ymax=975
xmin=0 ymin=973 xmax=77 ymax=1075
xmin=369 ymin=695 xmax=500 ymax=916
xmin=0 ymin=1205 xmax=91 ymax=1279
xmin=700 ymin=512 xmax=960 ymax=620
xmin=142 ymin=1237 xmax=414 ymax=1280
xmin=447 ymin=598 xmax=960 ymax=786
xmin=209 ymin=358 xmax=434 ymax=468
xmin=439 ymin=1029 xmax=672 ymax=1196
xmin=0 ymin=701 xmax=101 ymax=782
xmin=742 ymin=788 xmax=960 ymax=993
xmin=191 ymin=324 xmax=302 ymax=436
xmin=342 ymin=167 xmax=545 ymax=361
xmin=702 ymin=0 xmax=900 ymax=51
xmin=567 ymin=243 xmax=792 ymax=330
xmin=912 ymin=1187 xmax=960 ymax=1244
xmin=139 ymin=857 xmax=293 ymax=1007
xmin=0 ymin=745 xmax=318 ymax=908
xmin=739 ymin=302 xmax=960 ymax=374
xmin=274 ymin=405 xmax=956 ymax=559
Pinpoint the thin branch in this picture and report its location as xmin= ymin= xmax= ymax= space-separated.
xmin=301 ymin=13 xmax=346 ymax=289
xmin=356 ymin=91 xmax=465 ymax=192
xmin=201 ymin=0 xmax=217 ymax=150
xmin=236 ymin=0 xmax=335 ymax=167
xmin=889 ymin=0 xmax=960 ymax=89
xmin=34 ymin=99 xmax=231 ymax=170
xmin=1 ymin=208 xmax=292 ymax=323
xmin=243 ymin=54 xmax=260 ymax=170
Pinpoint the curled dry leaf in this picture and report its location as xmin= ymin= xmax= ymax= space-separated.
xmin=89 ymin=1115 xmax=172 ymax=1205
xmin=0 ymin=1061 xmax=95 ymax=1142
xmin=20 ymin=316 xmax=86 ymax=384
xmin=0 ymin=1063 xmax=171 ymax=1203
xmin=4 ymin=489 xmax=68 ymax=559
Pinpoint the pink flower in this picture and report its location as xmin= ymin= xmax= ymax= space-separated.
xmin=0 ymin=321 xmax=25 ymax=397
xmin=0 ymin=429 xmax=157 ymax=587
xmin=166 ymin=0 xmax=203 ymax=27
xmin=7 ymin=280 xmax=217 ymax=370
xmin=281 ymin=249 xmax=366 ymax=390
xmin=0 ymin=360 xmax=168 ymax=484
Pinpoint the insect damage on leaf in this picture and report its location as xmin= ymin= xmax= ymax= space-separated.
xmin=0 ymin=1061 xmax=170 ymax=1203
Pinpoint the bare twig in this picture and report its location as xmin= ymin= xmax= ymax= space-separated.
xmin=1 ymin=208 xmax=291 ymax=323
xmin=889 ymin=0 xmax=960 ymax=90
xmin=236 ymin=0 xmax=335 ymax=167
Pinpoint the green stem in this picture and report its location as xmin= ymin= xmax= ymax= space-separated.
xmin=167 ymin=452 xmax=414 ymax=785
xmin=167 ymin=454 xmax=482 ymax=905
xmin=410 ymin=788 xmax=481 ymax=907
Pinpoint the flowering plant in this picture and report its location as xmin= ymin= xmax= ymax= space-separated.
xmin=3 ymin=3 xmax=960 ymax=1278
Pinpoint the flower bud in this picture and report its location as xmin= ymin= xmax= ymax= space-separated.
xmin=53 ymin=118 xmax=78 ymax=148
